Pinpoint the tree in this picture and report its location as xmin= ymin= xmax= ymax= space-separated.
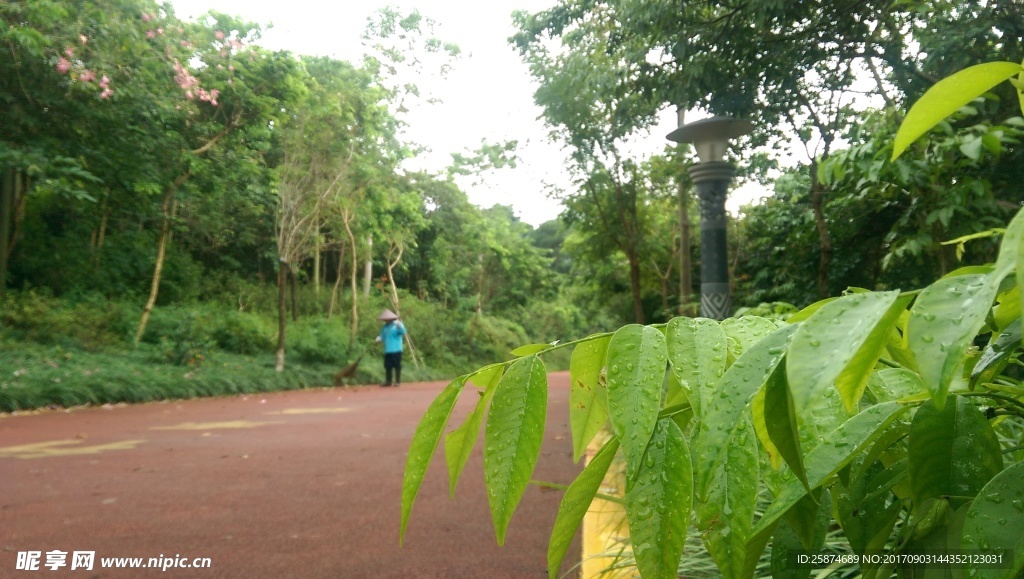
xmin=401 ymin=55 xmax=1024 ymax=579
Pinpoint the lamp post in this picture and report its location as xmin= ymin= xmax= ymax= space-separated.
xmin=667 ymin=115 xmax=753 ymax=320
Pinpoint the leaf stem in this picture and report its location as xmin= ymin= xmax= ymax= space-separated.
xmin=528 ymin=479 xmax=623 ymax=504
xmin=961 ymin=391 xmax=1024 ymax=412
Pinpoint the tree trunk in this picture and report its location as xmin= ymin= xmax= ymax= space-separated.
xmin=385 ymin=242 xmax=420 ymax=370
xmin=627 ymin=249 xmax=645 ymax=324
xmin=362 ymin=235 xmax=373 ymax=297
xmin=275 ymin=261 xmax=288 ymax=372
xmin=135 ymin=170 xmax=190 ymax=345
xmin=313 ymin=221 xmax=320 ymax=298
xmin=92 ymin=196 xmax=109 ymax=267
xmin=328 ymin=243 xmax=346 ymax=319
xmin=476 ymin=252 xmax=484 ymax=315
xmin=343 ymin=216 xmax=359 ymax=349
xmin=289 ymin=263 xmax=299 ymax=322
xmin=809 ymin=159 xmax=831 ymax=300
xmin=0 ymin=168 xmax=14 ymax=300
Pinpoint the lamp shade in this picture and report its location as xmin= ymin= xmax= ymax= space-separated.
xmin=666 ymin=116 xmax=754 ymax=163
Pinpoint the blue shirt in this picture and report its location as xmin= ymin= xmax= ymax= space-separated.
xmin=379 ymin=321 xmax=406 ymax=353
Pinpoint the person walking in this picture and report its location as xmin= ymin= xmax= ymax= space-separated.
xmin=376 ymin=309 xmax=406 ymax=387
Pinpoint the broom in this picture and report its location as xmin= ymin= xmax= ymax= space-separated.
xmin=333 ymin=341 xmax=374 ymax=385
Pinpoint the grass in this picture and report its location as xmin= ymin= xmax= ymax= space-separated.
xmin=0 ymin=289 xmax=547 ymax=412
xmin=0 ymin=338 xmax=400 ymax=413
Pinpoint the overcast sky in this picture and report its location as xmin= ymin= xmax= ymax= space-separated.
xmin=168 ymin=0 xmax=768 ymax=226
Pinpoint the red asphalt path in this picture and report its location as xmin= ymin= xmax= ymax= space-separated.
xmin=0 ymin=372 xmax=581 ymax=578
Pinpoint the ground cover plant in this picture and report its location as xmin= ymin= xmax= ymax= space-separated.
xmin=400 ymin=63 xmax=1024 ymax=578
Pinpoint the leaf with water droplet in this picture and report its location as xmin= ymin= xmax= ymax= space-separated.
xmin=696 ymin=325 xmax=796 ymax=499
xmin=401 ymin=376 xmax=466 ymax=544
xmin=909 ymin=273 xmax=997 ymax=409
xmin=788 ymin=290 xmax=901 ymax=425
xmin=909 ymin=396 xmax=1002 ymax=509
xmin=961 ymin=460 xmax=1024 ymax=578
xmin=752 ymin=402 xmax=910 ymax=541
xmin=721 ymin=316 xmax=780 ymax=366
xmin=607 ymin=324 xmax=667 ymax=481
xmin=445 ymin=369 xmax=501 ymax=497
xmin=867 ymin=367 xmax=927 ymax=403
xmin=569 ymin=335 xmax=611 ymax=462
xmin=484 ymin=356 xmax=548 ymax=545
xmin=510 ymin=342 xmax=553 ymax=357
xmin=763 ymin=362 xmax=809 ymax=492
xmin=626 ymin=419 xmax=692 ymax=579
xmin=666 ymin=318 xmax=726 ymax=419
xmin=546 ymin=437 xmax=619 ymax=579
xmin=971 ymin=318 xmax=1022 ymax=389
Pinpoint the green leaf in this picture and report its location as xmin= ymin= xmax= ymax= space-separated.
xmin=892 ymin=61 xmax=1023 ymax=160
xmin=764 ymin=361 xmax=809 ymax=491
xmin=467 ymin=363 xmax=504 ymax=389
xmin=770 ymin=490 xmax=832 ymax=579
xmin=908 ymin=396 xmax=1003 ymax=509
xmin=787 ymin=290 xmax=900 ymax=421
xmin=752 ymin=386 xmax=784 ymax=471
xmin=666 ymin=317 xmax=727 ymax=418
xmin=961 ymin=460 xmax=1024 ymax=578
xmin=696 ymin=324 xmax=796 ymax=498
xmin=606 ymin=324 xmax=668 ymax=481
xmin=697 ymin=415 xmax=759 ymax=579
xmin=484 ymin=355 xmax=548 ymax=545
xmin=547 ymin=437 xmax=620 ymax=579
xmin=627 ymin=418 xmax=692 ymax=579
xmin=721 ymin=316 xmax=779 ymax=366
xmin=994 ymin=209 xmax=1024 ymax=283
xmin=867 ymin=368 xmax=928 ymax=403
xmin=960 ymin=135 xmax=983 ymax=161
xmin=510 ymin=343 xmax=552 ymax=356
xmin=787 ymin=297 xmax=838 ymax=324
xmin=971 ymin=319 xmax=1022 ymax=387
xmin=400 ymin=377 xmax=466 ymax=544
xmin=569 ymin=335 xmax=611 ymax=462
xmin=835 ymin=459 xmax=905 ymax=561
xmin=908 ymin=274 xmax=997 ymax=408
xmin=752 ymin=402 xmax=910 ymax=540
xmin=835 ymin=294 xmax=912 ymax=413
xmin=445 ymin=371 xmax=501 ymax=497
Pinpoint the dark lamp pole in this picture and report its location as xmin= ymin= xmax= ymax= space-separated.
xmin=667 ymin=116 xmax=753 ymax=320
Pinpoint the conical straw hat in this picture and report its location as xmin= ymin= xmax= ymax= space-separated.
xmin=377 ymin=309 xmax=399 ymax=321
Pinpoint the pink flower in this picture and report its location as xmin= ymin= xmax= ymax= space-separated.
xmin=146 ymin=30 xmax=156 ymax=39
xmin=56 ymin=58 xmax=71 ymax=74
xmin=142 ymin=13 xmax=152 ymax=22
xmin=79 ymin=70 xmax=95 ymax=82
xmin=157 ymin=28 xmax=164 ymax=35
xmin=215 ymin=31 xmax=225 ymax=40
xmin=210 ymin=99 xmax=218 ymax=106
xmin=185 ymin=91 xmax=193 ymax=99
xmin=99 ymin=88 xmax=114 ymax=99
xmin=99 ymin=75 xmax=110 ymax=88
xmin=64 ymin=46 xmax=75 ymax=58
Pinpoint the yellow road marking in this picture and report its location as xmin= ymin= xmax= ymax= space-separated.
xmin=582 ymin=432 xmax=638 ymax=578
xmin=151 ymin=420 xmax=284 ymax=430
xmin=0 ymin=439 xmax=146 ymax=460
xmin=267 ymin=408 xmax=351 ymax=415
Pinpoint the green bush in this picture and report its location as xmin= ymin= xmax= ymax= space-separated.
xmin=287 ymin=316 xmax=351 ymax=364
xmin=0 ymin=290 xmax=135 ymax=350
xmin=210 ymin=310 xmax=275 ymax=355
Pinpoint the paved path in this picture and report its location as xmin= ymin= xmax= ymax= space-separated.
xmin=0 ymin=372 xmax=581 ymax=578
